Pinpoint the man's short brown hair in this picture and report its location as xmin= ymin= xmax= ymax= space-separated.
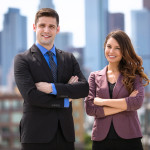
xmin=35 ymin=8 xmax=59 ymax=26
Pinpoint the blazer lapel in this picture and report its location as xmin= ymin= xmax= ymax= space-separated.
xmin=98 ymin=66 xmax=124 ymax=99
xmin=112 ymin=74 xmax=124 ymax=98
xmin=98 ymin=66 xmax=110 ymax=99
xmin=31 ymin=44 xmax=54 ymax=81
xmin=56 ymin=49 xmax=64 ymax=82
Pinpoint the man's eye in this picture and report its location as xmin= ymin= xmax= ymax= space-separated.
xmin=50 ymin=26 xmax=55 ymax=29
xmin=40 ymin=25 xmax=44 ymax=27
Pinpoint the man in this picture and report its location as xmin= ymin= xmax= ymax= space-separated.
xmin=14 ymin=8 xmax=89 ymax=150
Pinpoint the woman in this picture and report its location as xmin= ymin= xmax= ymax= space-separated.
xmin=85 ymin=30 xmax=149 ymax=150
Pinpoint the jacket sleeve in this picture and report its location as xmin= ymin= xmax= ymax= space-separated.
xmin=84 ymin=72 xmax=105 ymax=118
xmin=55 ymin=54 xmax=89 ymax=99
xmin=14 ymin=54 xmax=65 ymax=108
xmin=125 ymin=75 xmax=144 ymax=111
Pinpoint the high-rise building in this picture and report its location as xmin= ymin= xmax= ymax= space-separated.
xmin=0 ymin=32 xmax=1 ymax=85
xmin=131 ymin=9 xmax=150 ymax=75
xmin=108 ymin=13 xmax=124 ymax=32
xmin=39 ymin=0 xmax=55 ymax=9
xmin=84 ymin=0 xmax=109 ymax=72
xmin=1 ymin=8 xmax=27 ymax=86
xmin=66 ymin=47 xmax=83 ymax=67
xmin=55 ymin=32 xmax=73 ymax=50
xmin=143 ymin=0 xmax=150 ymax=10
xmin=0 ymin=32 xmax=1 ymax=66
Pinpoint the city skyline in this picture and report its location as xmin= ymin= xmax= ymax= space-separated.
xmin=0 ymin=0 xmax=145 ymax=87
xmin=0 ymin=0 xmax=142 ymax=48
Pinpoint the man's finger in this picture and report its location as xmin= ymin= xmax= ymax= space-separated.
xmin=71 ymin=76 xmax=78 ymax=82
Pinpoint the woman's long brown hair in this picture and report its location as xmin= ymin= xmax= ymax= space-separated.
xmin=104 ymin=30 xmax=149 ymax=94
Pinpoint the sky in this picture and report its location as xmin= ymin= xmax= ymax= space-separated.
xmin=0 ymin=0 xmax=143 ymax=48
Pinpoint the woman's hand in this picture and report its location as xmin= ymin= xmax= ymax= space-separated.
xmin=130 ymin=90 xmax=138 ymax=97
xmin=94 ymin=97 xmax=103 ymax=106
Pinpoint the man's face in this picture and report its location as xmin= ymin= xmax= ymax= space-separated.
xmin=33 ymin=16 xmax=60 ymax=49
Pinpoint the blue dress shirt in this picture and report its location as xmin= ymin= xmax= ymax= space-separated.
xmin=36 ymin=43 xmax=69 ymax=108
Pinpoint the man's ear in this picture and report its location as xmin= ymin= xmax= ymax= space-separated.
xmin=33 ymin=24 xmax=36 ymax=32
xmin=56 ymin=25 xmax=60 ymax=34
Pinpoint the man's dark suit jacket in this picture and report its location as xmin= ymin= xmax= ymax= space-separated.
xmin=14 ymin=44 xmax=89 ymax=143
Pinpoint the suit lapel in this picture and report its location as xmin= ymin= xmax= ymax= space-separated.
xmin=56 ymin=49 xmax=64 ymax=82
xmin=31 ymin=44 xmax=54 ymax=81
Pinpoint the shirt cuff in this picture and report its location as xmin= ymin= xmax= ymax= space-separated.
xmin=64 ymin=98 xmax=70 ymax=108
xmin=50 ymin=83 xmax=57 ymax=95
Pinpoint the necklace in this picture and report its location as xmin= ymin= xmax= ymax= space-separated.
xmin=107 ymin=70 xmax=118 ymax=84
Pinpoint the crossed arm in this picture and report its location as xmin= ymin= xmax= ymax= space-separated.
xmin=14 ymin=53 xmax=89 ymax=109
xmin=35 ymin=76 xmax=78 ymax=94
xmin=85 ymin=72 xmax=143 ymax=118
xmin=93 ymin=90 xmax=138 ymax=116
xmin=35 ymin=76 xmax=79 ymax=101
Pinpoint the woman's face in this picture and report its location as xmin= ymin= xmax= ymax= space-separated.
xmin=105 ymin=37 xmax=122 ymax=65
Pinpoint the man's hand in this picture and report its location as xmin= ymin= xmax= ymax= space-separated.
xmin=68 ymin=76 xmax=79 ymax=102
xmin=35 ymin=82 xmax=52 ymax=94
xmin=68 ymin=76 xmax=79 ymax=84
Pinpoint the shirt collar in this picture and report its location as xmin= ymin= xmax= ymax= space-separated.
xmin=36 ymin=42 xmax=56 ymax=56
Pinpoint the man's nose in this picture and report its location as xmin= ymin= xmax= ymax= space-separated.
xmin=44 ymin=27 xmax=50 ymax=32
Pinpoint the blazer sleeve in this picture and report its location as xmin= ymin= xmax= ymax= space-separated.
xmin=55 ymin=54 xmax=89 ymax=99
xmin=84 ymin=72 xmax=105 ymax=118
xmin=14 ymin=54 xmax=65 ymax=108
xmin=125 ymin=75 xmax=144 ymax=111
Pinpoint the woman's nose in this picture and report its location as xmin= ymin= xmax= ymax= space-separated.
xmin=109 ymin=48 xmax=114 ymax=53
